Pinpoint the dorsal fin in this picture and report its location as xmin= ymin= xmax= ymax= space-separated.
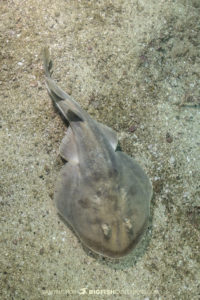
xmin=45 ymin=77 xmax=71 ymax=101
xmin=67 ymin=109 xmax=83 ymax=122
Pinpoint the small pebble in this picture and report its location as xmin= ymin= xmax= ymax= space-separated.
xmin=166 ymin=132 xmax=173 ymax=143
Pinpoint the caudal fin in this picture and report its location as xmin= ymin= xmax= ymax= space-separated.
xmin=43 ymin=47 xmax=53 ymax=78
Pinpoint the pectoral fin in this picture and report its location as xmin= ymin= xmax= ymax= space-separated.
xmin=55 ymin=162 xmax=80 ymax=225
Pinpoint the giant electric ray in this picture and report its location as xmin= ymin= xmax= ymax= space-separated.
xmin=43 ymin=48 xmax=152 ymax=258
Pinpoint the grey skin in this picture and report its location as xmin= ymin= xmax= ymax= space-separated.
xmin=43 ymin=48 xmax=153 ymax=258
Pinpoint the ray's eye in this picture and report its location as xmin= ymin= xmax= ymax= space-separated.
xmin=123 ymin=218 xmax=134 ymax=235
xmin=101 ymin=223 xmax=112 ymax=239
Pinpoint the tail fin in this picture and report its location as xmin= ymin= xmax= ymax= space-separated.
xmin=43 ymin=47 xmax=53 ymax=78
xmin=42 ymin=47 xmax=84 ymax=122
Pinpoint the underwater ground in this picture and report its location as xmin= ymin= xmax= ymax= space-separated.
xmin=1 ymin=0 xmax=199 ymax=299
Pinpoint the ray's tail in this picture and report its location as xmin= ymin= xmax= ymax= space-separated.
xmin=42 ymin=47 xmax=84 ymax=121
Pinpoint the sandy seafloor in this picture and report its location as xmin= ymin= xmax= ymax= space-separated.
xmin=0 ymin=0 xmax=200 ymax=299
